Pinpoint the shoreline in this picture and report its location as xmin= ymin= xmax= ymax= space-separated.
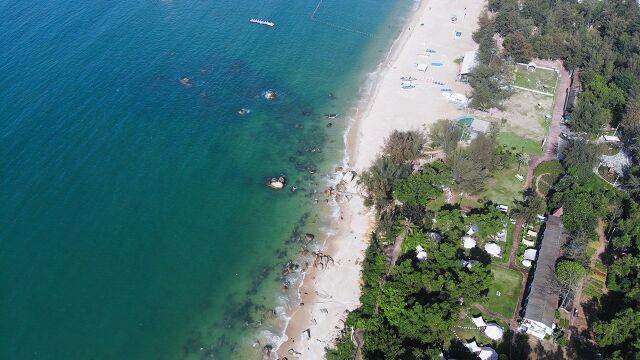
xmin=276 ymin=0 xmax=484 ymax=357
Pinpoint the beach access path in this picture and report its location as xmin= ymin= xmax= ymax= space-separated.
xmin=277 ymin=0 xmax=487 ymax=358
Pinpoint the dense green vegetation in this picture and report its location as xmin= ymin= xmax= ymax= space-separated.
xmin=327 ymin=132 xmax=514 ymax=359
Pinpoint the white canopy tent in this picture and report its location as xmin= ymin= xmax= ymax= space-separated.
xmin=479 ymin=347 xmax=499 ymax=360
xmin=522 ymin=259 xmax=532 ymax=268
xmin=462 ymin=236 xmax=477 ymax=249
xmin=472 ymin=316 xmax=487 ymax=327
xmin=465 ymin=340 xmax=481 ymax=353
xmin=484 ymin=243 xmax=502 ymax=257
xmin=484 ymin=323 xmax=504 ymax=340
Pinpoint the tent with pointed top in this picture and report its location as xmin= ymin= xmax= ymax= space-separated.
xmin=484 ymin=323 xmax=504 ymax=340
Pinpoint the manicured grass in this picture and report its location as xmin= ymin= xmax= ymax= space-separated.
xmin=480 ymin=265 xmax=524 ymax=320
xmin=498 ymin=132 xmax=544 ymax=156
xmin=498 ymin=223 xmax=516 ymax=263
xmin=513 ymin=65 xmax=558 ymax=93
xmin=482 ymin=164 xmax=527 ymax=207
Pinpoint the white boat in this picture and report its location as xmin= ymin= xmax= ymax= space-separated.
xmin=250 ymin=19 xmax=275 ymax=27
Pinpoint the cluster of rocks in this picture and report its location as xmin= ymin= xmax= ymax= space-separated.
xmin=312 ymin=251 xmax=334 ymax=270
xmin=323 ymin=168 xmax=358 ymax=202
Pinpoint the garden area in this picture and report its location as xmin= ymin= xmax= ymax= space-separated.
xmin=512 ymin=64 xmax=559 ymax=94
xmin=478 ymin=265 xmax=523 ymax=320
xmin=481 ymin=164 xmax=527 ymax=207
xmin=498 ymin=132 xmax=544 ymax=156
xmin=533 ymin=160 xmax=564 ymax=198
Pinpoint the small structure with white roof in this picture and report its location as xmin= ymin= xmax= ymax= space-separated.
xmin=467 ymin=224 xmax=480 ymax=236
xmin=459 ymin=50 xmax=478 ymax=80
xmin=417 ymin=63 xmax=428 ymax=72
xmin=524 ymin=248 xmax=538 ymax=261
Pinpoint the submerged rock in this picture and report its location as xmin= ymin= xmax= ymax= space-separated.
xmin=180 ymin=77 xmax=193 ymax=87
xmin=264 ymin=90 xmax=278 ymax=100
xmin=267 ymin=176 xmax=286 ymax=190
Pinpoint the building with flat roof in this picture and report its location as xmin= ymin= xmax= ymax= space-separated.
xmin=519 ymin=213 xmax=565 ymax=339
xmin=460 ymin=50 xmax=478 ymax=79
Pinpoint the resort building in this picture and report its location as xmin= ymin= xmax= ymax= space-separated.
xmin=519 ymin=213 xmax=565 ymax=340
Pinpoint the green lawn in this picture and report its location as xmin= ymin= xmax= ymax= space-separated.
xmin=513 ymin=65 xmax=558 ymax=93
xmin=498 ymin=222 xmax=516 ymax=263
xmin=497 ymin=132 xmax=544 ymax=156
xmin=480 ymin=265 xmax=523 ymax=320
xmin=482 ymin=164 xmax=527 ymax=207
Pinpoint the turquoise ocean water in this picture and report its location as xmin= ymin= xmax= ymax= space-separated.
xmin=1 ymin=0 xmax=412 ymax=358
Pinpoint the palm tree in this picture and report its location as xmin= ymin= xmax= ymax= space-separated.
xmin=395 ymin=217 xmax=418 ymax=236
xmin=517 ymin=152 xmax=530 ymax=173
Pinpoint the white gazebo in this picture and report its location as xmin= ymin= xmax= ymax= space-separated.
xmin=484 ymin=243 xmax=502 ymax=257
xmin=462 ymin=236 xmax=477 ymax=249
xmin=484 ymin=323 xmax=504 ymax=340
xmin=522 ymin=259 xmax=532 ymax=268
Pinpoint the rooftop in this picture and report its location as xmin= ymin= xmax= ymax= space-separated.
xmin=460 ymin=50 xmax=478 ymax=75
xmin=523 ymin=215 xmax=564 ymax=328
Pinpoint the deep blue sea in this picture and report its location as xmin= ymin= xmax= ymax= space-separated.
xmin=0 ymin=0 xmax=412 ymax=358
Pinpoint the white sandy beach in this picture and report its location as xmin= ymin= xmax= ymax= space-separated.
xmin=277 ymin=0 xmax=485 ymax=358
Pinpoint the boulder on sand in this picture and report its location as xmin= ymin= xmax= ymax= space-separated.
xmin=305 ymin=233 xmax=315 ymax=241
xmin=342 ymin=171 xmax=356 ymax=183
